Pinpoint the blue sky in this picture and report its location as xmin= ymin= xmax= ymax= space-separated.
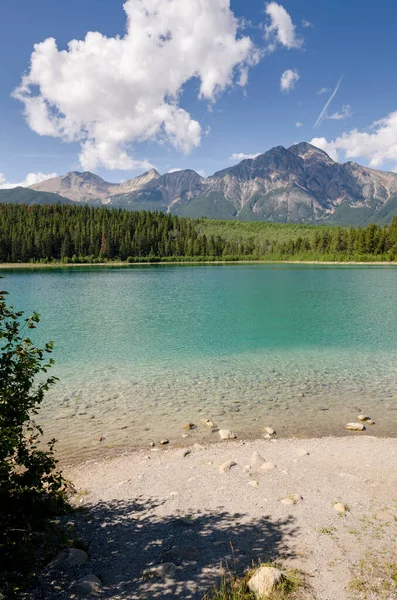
xmin=1 ymin=0 xmax=396 ymax=186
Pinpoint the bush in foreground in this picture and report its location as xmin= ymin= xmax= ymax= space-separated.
xmin=0 ymin=284 xmax=67 ymax=596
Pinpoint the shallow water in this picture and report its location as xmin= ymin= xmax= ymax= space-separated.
xmin=2 ymin=263 xmax=397 ymax=461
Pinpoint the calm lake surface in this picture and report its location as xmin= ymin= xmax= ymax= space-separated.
xmin=2 ymin=263 xmax=397 ymax=461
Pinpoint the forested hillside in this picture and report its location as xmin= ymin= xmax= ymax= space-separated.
xmin=0 ymin=204 xmax=397 ymax=263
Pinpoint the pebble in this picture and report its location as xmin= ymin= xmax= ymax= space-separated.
xmin=178 ymin=448 xmax=191 ymax=458
xmin=261 ymin=461 xmax=276 ymax=470
xmin=280 ymin=498 xmax=295 ymax=506
xmin=183 ymin=423 xmax=195 ymax=430
xmin=296 ymin=448 xmax=309 ymax=456
xmin=345 ymin=423 xmax=365 ymax=431
xmin=357 ymin=414 xmax=370 ymax=422
xmin=201 ymin=418 xmax=215 ymax=428
xmin=248 ymin=480 xmax=259 ymax=487
xmin=160 ymin=439 xmax=169 ymax=445
xmin=181 ymin=433 xmax=189 ymax=438
xmin=334 ymin=502 xmax=346 ymax=513
xmin=219 ymin=429 xmax=237 ymax=440
xmin=264 ymin=427 xmax=275 ymax=436
xmin=251 ymin=451 xmax=265 ymax=466
xmin=219 ymin=460 xmax=237 ymax=473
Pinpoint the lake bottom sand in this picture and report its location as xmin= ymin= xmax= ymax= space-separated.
xmin=28 ymin=437 xmax=397 ymax=600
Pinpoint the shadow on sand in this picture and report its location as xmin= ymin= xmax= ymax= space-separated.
xmin=29 ymin=496 xmax=299 ymax=599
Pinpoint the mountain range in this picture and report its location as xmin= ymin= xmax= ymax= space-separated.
xmin=2 ymin=142 xmax=397 ymax=226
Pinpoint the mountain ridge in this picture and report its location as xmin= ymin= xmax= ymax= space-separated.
xmin=2 ymin=142 xmax=397 ymax=225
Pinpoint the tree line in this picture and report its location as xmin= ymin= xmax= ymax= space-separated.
xmin=0 ymin=204 xmax=397 ymax=263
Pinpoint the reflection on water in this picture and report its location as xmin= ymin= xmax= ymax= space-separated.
xmin=2 ymin=264 xmax=397 ymax=461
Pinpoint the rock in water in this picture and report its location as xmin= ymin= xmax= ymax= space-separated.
xmin=264 ymin=427 xmax=275 ymax=436
xmin=345 ymin=423 xmax=365 ymax=431
xmin=219 ymin=429 xmax=236 ymax=440
xmin=219 ymin=460 xmax=237 ymax=473
xmin=248 ymin=566 xmax=285 ymax=598
xmin=357 ymin=414 xmax=370 ymax=422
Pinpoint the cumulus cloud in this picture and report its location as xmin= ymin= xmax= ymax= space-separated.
xmin=167 ymin=168 xmax=182 ymax=173
xmin=301 ymin=19 xmax=312 ymax=28
xmin=0 ymin=172 xmax=57 ymax=190
xmin=13 ymin=0 xmax=260 ymax=172
xmin=327 ymin=104 xmax=352 ymax=121
xmin=229 ymin=152 xmax=260 ymax=161
xmin=264 ymin=2 xmax=303 ymax=52
xmin=280 ymin=68 xmax=299 ymax=92
xmin=296 ymin=121 xmax=303 ymax=128
xmin=311 ymin=111 xmax=397 ymax=169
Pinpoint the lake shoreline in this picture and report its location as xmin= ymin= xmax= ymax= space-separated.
xmin=46 ymin=435 xmax=397 ymax=600
xmin=1 ymin=259 xmax=397 ymax=269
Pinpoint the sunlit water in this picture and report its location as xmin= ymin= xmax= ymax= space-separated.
xmin=2 ymin=264 xmax=397 ymax=462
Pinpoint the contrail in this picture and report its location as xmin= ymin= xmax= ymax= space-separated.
xmin=314 ymin=76 xmax=343 ymax=128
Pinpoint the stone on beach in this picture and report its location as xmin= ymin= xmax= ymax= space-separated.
xmin=334 ymin=502 xmax=346 ymax=513
xmin=143 ymin=563 xmax=177 ymax=580
xmin=160 ymin=439 xmax=169 ymax=445
xmin=345 ymin=423 xmax=365 ymax=431
xmin=261 ymin=461 xmax=276 ymax=470
xmin=264 ymin=427 xmax=275 ymax=436
xmin=75 ymin=574 xmax=101 ymax=594
xmin=219 ymin=460 xmax=237 ymax=473
xmin=201 ymin=418 xmax=215 ymax=428
xmin=248 ymin=566 xmax=285 ymax=598
xmin=296 ymin=448 xmax=309 ymax=456
xmin=178 ymin=448 xmax=191 ymax=458
xmin=183 ymin=423 xmax=195 ymax=430
xmin=219 ymin=429 xmax=236 ymax=440
xmin=251 ymin=450 xmax=266 ymax=467
xmin=248 ymin=480 xmax=259 ymax=487
xmin=52 ymin=548 xmax=88 ymax=566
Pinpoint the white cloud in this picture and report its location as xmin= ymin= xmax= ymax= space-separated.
xmin=301 ymin=19 xmax=312 ymax=28
xmin=314 ymin=76 xmax=343 ymax=128
xmin=280 ymin=68 xmax=299 ymax=92
xmin=327 ymin=104 xmax=352 ymax=121
xmin=168 ymin=168 xmax=182 ymax=173
xmin=311 ymin=110 xmax=397 ymax=169
xmin=229 ymin=152 xmax=260 ymax=161
xmin=264 ymin=2 xmax=303 ymax=52
xmin=13 ymin=0 xmax=260 ymax=172
xmin=317 ymin=87 xmax=331 ymax=95
xmin=296 ymin=121 xmax=303 ymax=128
xmin=197 ymin=169 xmax=206 ymax=177
xmin=0 ymin=172 xmax=58 ymax=190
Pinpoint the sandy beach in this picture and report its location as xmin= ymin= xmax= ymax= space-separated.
xmin=28 ymin=436 xmax=397 ymax=600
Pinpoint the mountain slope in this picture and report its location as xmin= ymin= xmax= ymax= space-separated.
xmin=24 ymin=142 xmax=397 ymax=225
xmin=0 ymin=187 xmax=74 ymax=206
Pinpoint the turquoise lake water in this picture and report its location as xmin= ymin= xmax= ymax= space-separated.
xmin=2 ymin=264 xmax=397 ymax=461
